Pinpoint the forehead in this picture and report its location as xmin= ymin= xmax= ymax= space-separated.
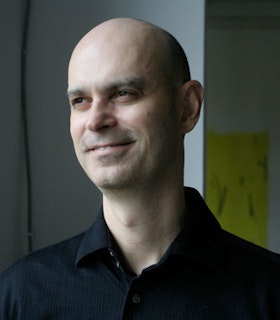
xmin=68 ymin=25 xmax=165 ymax=87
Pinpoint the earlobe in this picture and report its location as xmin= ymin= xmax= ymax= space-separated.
xmin=180 ymin=80 xmax=204 ymax=134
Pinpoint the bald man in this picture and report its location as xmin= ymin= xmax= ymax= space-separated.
xmin=1 ymin=18 xmax=279 ymax=319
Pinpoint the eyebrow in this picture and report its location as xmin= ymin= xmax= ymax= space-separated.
xmin=67 ymin=76 xmax=147 ymax=98
xmin=67 ymin=88 xmax=88 ymax=99
xmin=105 ymin=76 xmax=147 ymax=91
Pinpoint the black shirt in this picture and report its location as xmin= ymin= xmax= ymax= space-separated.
xmin=0 ymin=187 xmax=280 ymax=319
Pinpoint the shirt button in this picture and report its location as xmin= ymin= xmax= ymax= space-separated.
xmin=132 ymin=294 xmax=141 ymax=304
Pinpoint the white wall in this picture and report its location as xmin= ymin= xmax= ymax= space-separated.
xmin=0 ymin=0 xmax=205 ymax=272
xmin=206 ymin=1 xmax=280 ymax=253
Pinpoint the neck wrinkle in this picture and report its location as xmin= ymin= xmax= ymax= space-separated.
xmin=102 ymin=185 xmax=186 ymax=275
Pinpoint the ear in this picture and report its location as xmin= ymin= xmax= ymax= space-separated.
xmin=179 ymin=80 xmax=204 ymax=134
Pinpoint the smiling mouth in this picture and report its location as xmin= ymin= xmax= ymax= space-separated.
xmin=94 ymin=145 xmax=115 ymax=151
xmin=92 ymin=141 xmax=134 ymax=152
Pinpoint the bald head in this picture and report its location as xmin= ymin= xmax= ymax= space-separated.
xmin=69 ymin=18 xmax=190 ymax=87
xmin=68 ymin=18 xmax=203 ymax=193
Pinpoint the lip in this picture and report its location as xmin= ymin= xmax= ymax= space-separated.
xmin=89 ymin=141 xmax=135 ymax=155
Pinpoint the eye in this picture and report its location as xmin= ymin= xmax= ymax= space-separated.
xmin=70 ymin=97 xmax=90 ymax=109
xmin=113 ymin=90 xmax=137 ymax=102
xmin=72 ymin=97 xmax=84 ymax=104
xmin=118 ymin=90 xmax=129 ymax=96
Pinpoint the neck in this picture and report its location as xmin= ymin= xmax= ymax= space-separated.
xmin=103 ymin=185 xmax=186 ymax=275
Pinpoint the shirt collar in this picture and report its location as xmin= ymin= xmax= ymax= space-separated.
xmin=75 ymin=187 xmax=226 ymax=273
xmin=75 ymin=208 xmax=109 ymax=267
xmin=171 ymin=187 xmax=226 ymax=273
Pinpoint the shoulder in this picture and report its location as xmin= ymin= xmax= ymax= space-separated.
xmin=0 ymin=233 xmax=85 ymax=319
xmin=186 ymin=187 xmax=280 ymax=266
xmin=223 ymin=229 xmax=280 ymax=262
xmin=222 ymin=229 xmax=280 ymax=275
xmin=0 ymin=232 xmax=84 ymax=287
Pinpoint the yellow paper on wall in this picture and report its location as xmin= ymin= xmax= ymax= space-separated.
xmin=206 ymin=131 xmax=269 ymax=248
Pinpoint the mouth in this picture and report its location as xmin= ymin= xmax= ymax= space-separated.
xmin=95 ymin=144 xmax=121 ymax=151
xmin=89 ymin=141 xmax=135 ymax=154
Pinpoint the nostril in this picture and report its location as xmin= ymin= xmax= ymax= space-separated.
xmin=85 ymin=109 xmax=117 ymax=132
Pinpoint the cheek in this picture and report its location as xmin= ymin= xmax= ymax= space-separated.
xmin=152 ymin=108 xmax=181 ymax=148
xmin=70 ymin=115 xmax=84 ymax=144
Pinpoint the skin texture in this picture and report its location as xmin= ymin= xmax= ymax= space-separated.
xmin=68 ymin=18 xmax=204 ymax=275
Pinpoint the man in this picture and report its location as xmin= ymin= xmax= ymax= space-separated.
xmin=0 ymin=18 xmax=279 ymax=319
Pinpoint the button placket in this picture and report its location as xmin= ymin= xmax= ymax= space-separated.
xmin=121 ymin=276 xmax=145 ymax=318
xmin=109 ymin=250 xmax=121 ymax=270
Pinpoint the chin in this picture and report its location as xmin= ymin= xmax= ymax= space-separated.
xmin=89 ymin=171 xmax=133 ymax=191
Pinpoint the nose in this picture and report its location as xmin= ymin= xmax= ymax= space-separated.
xmin=85 ymin=98 xmax=117 ymax=132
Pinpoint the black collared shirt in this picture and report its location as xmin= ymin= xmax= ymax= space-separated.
xmin=0 ymin=187 xmax=280 ymax=319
